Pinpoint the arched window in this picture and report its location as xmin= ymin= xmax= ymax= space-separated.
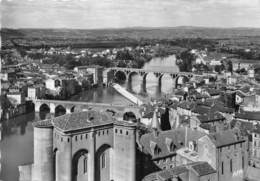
xmin=101 ymin=153 xmax=106 ymax=169
xmin=230 ymin=159 xmax=233 ymax=172
xmin=83 ymin=157 xmax=88 ymax=173
xmin=73 ymin=150 xmax=88 ymax=180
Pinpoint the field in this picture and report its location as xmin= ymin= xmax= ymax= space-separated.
xmin=1 ymin=27 xmax=260 ymax=49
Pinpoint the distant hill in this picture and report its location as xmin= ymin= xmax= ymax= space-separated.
xmin=1 ymin=27 xmax=260 ymax=40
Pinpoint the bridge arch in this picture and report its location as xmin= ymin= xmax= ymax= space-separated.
xmin=39 ymin=103 xmax=51 ymax=120
xmin=70 ymin=106 xmax=76 ymax=113
xmin=95 ymin=144 xmax=112 ymax=181
xmin=72 ymin=149 xmax=89 ymax=181
xmin=114 ymin=70 xmax=127 ymax=84
xmin=55 ymin=105 xmax=66 ymax=117
xmin=39 ymin=103 xmax=50 ymax=112
xmin=123 ymin=107 xmax=142 ymax=120
xmin=126 ymin=71 xmax=139 ymax=92
xmin=175 ymin=75 xmax=190 ymax=88
xmin=123 ymin=111 xmax=137 ymax=122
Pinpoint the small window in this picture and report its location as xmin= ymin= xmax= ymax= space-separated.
xmin=107 ymin=130 xmax=109 ymax=134
xmin=75 ymin=136 xmax=78 ymax=141
xmin=242 ymin=156 xmax=244 ymax=169
xmin=85 ymin=134 xmax=88 ymax=139
xmin=103 ymin=130 xmax=105 ymax=135
xmin=67 ymin=138 xmax=70 ymax=142
xmin=61 ymin=137 xmax=63 ymax=142
xmin=126 ymin=131 xmax=128 ymax=135
xmin=115 ymin=129 xmax=117 ymax=133
xmin=101 ymin=153 xmax=106 ymax=169
xmin=120 ymin=130 xmax=122 ymax=134
xmin=230 ymin=159 xmax=233 ymax=172
xmin=222 ymin=162 xmax=224 ymax=175
xmin=83 ymin=157 xmax=88 ymax=173
xmin=80 ymin=135 xmax=83 ymax=140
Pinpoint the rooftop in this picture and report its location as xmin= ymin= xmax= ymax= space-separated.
xmin=140 ymin=128 xmax=205 ymax=159
xmin=235 ymin=111 xmax=260 ymax=121
xmin=33 ymin=110 xmax=135 ymax=132
xmin=208 ymin=129 xmax=245 ymax=148
xmin=142 ymin=162 xmax=216 ymax=181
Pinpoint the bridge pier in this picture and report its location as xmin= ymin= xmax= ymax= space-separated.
xmin=34 ymin=102 xmax=41 ymax=112
xmin=126 ymin=71 xmax=133 ymax=92
xmin=50 ymin=103 xmax=56 ymax=114
xmin=154 ymin=72 xmax=163 ymax=94
xmin=170 ymin=74 xmax=178 ymax=89
xmin=139 ymin=72 xmax=147 ymax=94
xmin=66 ymin=107 xmax=72 ymax=114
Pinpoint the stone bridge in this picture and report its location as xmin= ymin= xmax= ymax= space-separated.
xmin=105 ymin=67 xmax=196 ymax=93
xmin=33 ymin=99 xmax=143 ymax=119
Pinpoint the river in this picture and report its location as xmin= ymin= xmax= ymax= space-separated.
xmin=0 ymin=54 xmax=179 ymax=181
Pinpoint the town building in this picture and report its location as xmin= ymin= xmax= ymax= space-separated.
xmin=142 ymin=162 xmax=217 ymax=181
xmin=137 ymin=127 xmax=206 ymax=180
xmin=19 ymin=110 xmax=136 ymax=181
xmin=27 ymin=86 xmax=45 ymax=100
xmin=251 ymin=125 xmax=260 ymax=168
xmin=197 ymin=130 xmax=248 ymax=181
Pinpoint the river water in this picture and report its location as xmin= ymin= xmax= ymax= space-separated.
xmin=0 ymin=54 xmax=179 ymax=181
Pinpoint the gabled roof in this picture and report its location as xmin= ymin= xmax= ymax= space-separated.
xmin=52 ymin=111 xmax=114 ymax=132
xmin=190 ymin=162 xmax=216 ymax=176
xmin=208 ymin=129 xmax=245 ymax=148
xmin=178 ymin=101 xmax=196 ymax=110
xmin=142 ymin=162 xmax=216 ymax=181
xmin=33 ymin=110 xmax=135 ymax=132
xmin=197 ymin=112 xmax=225 ymax=123
xmin=235 ymin=111 xmax=260 ymax=121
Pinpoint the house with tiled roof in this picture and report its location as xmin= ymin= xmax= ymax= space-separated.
xmin=236 ymin=90 xmax=247 ymax=104
xmin=142 ymin=162 xmax=217 ymax=181
xmin=137 ymin=127 xmax=206 ymax=179
xmin=197 ymin=129 xmax=248 ymax=181
xmin=240 ymin=93 xmax=260 ymax=112
xmin=190 ymin=111 xmax=227 ymax=133
xmin=177 ymin=101 xmax=196 ymax=116
xmin=234 ymin=111 xmax=260 ymax=124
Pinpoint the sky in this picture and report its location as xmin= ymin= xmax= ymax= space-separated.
xmin=1 ymin=0 xmax=260 ymax=29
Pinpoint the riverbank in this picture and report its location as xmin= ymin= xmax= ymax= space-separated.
xmin=111 ymin=83 xmax=144 ymax=106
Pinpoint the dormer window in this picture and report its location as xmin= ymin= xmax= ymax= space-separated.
xmin=150 ymin=141 xmax=160 ymax=156
xmin=154 ymin=146 xmax=160 ymax=155
xmin=189 ymin=140 xmax=197 ymax=151
xmin=165 ymin=137 xmax=176 ymax=152
xmin=170 ymin=143 xmax=177 ymax=152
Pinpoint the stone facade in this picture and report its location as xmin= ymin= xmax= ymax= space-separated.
xmin=197 ymin=131 xmax=248 ymax=181
xmin=19 ymin=110 xmax=136 ymax=181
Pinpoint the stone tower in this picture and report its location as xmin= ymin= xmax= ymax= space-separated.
xmin=32 ymin=120 xmax=54 ymax=181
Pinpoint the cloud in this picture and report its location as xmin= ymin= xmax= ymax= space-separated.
xmin=1 ymin=0 xmax=260 ymax=28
